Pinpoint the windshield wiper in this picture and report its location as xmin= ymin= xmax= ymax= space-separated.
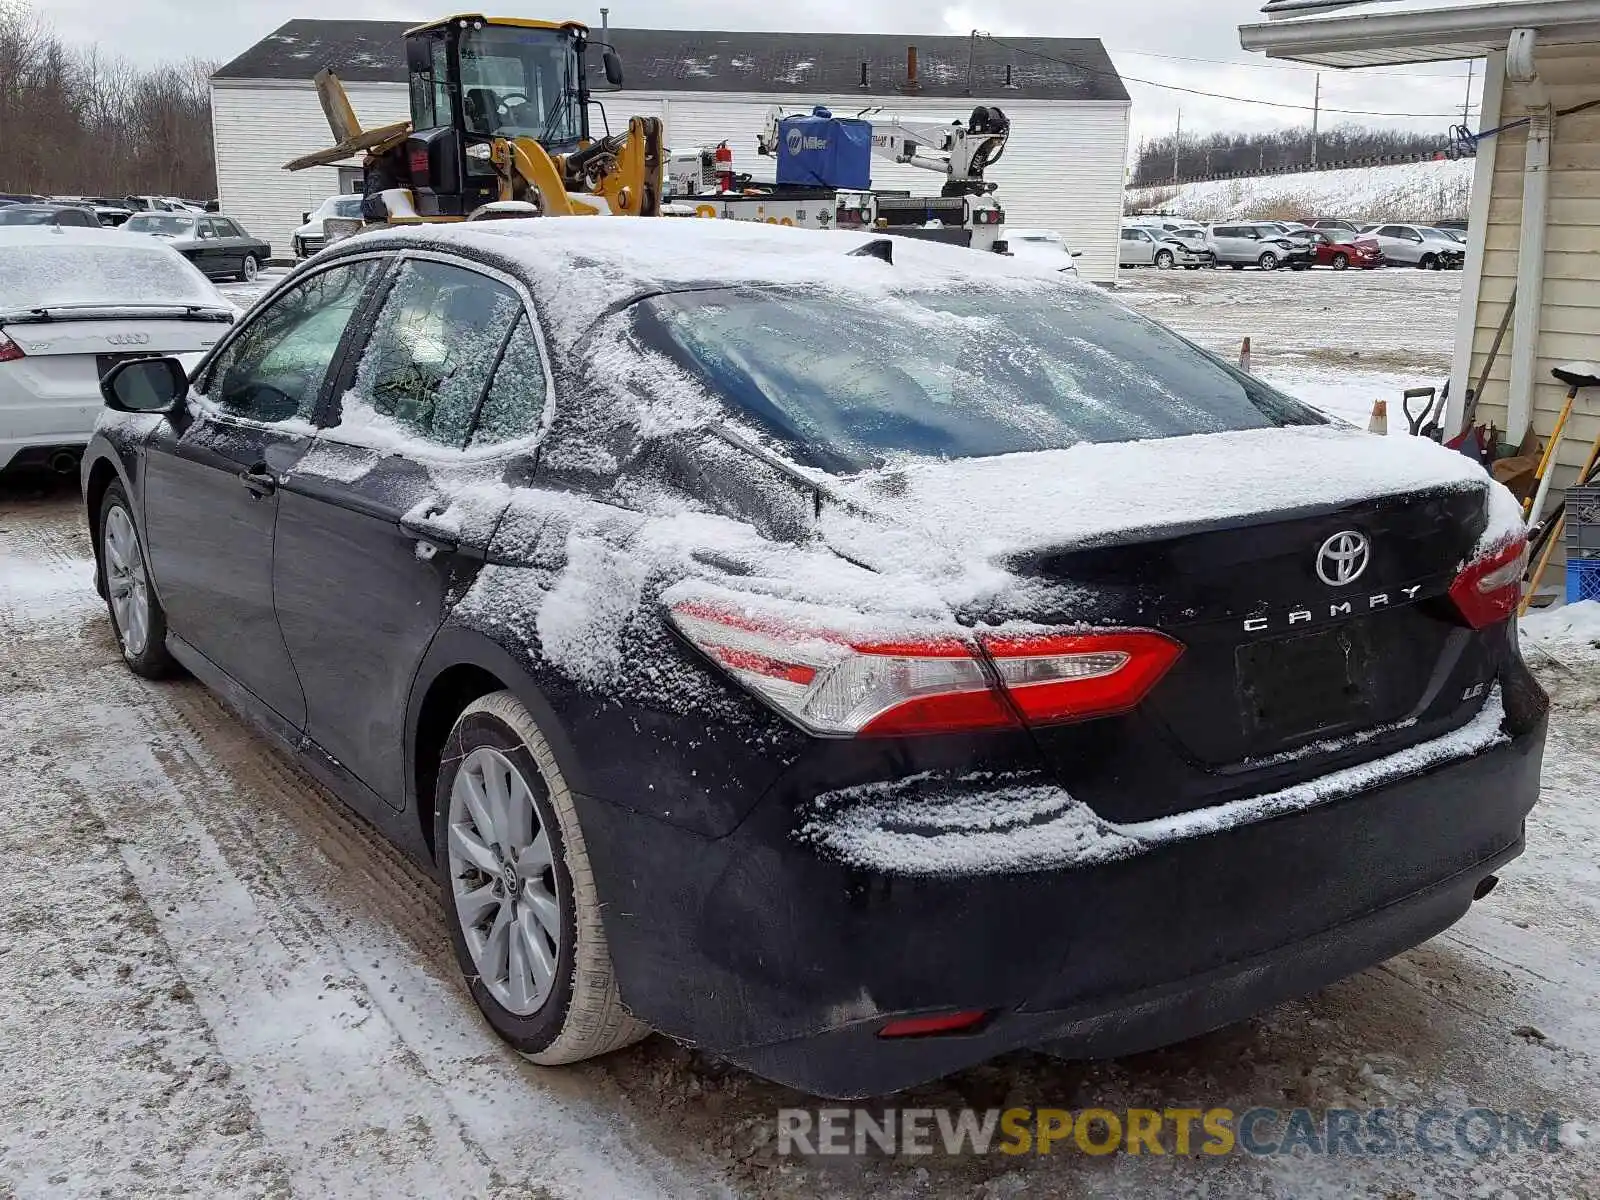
xmin=538 ymin=64 xmax=577 ymax=145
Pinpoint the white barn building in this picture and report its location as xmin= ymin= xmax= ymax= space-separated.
xmin=209 ymin=21 xmax=1132 ymax=282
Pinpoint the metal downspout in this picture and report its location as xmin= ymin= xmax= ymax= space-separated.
xmin=1505 ymin=27 xmax=1552 ymax=440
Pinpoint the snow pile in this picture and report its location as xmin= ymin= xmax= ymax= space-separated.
xmin=1126 ymin=158 xmax=1473 ymax=223
xmin=802 ymin=691 xmax=1508 ymax=877
xmin=1521 ymin=600 xmax=1600 ymax=666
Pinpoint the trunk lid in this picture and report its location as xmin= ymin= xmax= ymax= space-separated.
xmin=0 ymin=315 xmax=227 ymax=442
xmin=822 ymin=424 xmax=1505 ymax=817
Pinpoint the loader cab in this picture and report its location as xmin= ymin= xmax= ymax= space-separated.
xmin=402 ymin=15 xmax=621 ymax=218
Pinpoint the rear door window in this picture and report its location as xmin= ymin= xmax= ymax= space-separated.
xmin=636 ymin=285 xmax=1323 ymax=474
xmin=200 ymin=259 xmax=381 ymax=423
xmin=469 ymin=314 xmax=549 ymax=447
xmin=338 ymin=258 xmax=522 ymax=448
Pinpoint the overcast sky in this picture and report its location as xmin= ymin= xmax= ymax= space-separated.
xmin=26 ymin=0 xmax=1481 ymax=146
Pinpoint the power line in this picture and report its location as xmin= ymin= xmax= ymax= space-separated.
xmin=977 ymin=32 xmax=1469 ymax=119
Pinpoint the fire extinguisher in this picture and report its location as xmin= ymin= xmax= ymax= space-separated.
xmin=714 ymin=141 xmax=734 ymax=193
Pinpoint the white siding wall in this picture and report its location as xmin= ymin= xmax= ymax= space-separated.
xmin=213 ymin=80 xmax=1129 ymax=281
xmin=1456 ymin=44 xmax=1600 ymax=501
xmin=212 ymin=80 xmax=409 ymax=255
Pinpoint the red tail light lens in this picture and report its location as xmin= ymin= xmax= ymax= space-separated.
xmin=1448 ymin=536 xmax=1527 ymax=628
xmin=669 ymin=603 xmax=1183 ymax=737
xmin=408 ymin=148 xmax=431 ymax=179
xmin=878 ymin=1009 xmax=989 ymax=1038
xmin=0 ymin=332 xmax=25 ymax=363
xmin=981 ymin=630 xmax=1185 ymax=724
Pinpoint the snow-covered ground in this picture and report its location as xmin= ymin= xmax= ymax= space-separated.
xmin=1127 ymin=158 xmax=1473 ymax=224
xmin=1115 ymin=265 xmax=1460 ymax=431
xmin=2 ymin=263 xmax=1595 ymax=1198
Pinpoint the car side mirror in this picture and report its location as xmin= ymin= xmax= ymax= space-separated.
xmin=102 ymin=356 xmax=187 ymax=416
xmin=301 ymin=210 xmax=311 ymax=224
xmin=603 ymin=50 xmax=624 ymax=88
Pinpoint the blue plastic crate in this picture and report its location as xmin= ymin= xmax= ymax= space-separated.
xmin=1567 ymin=558 xmax=1600 ymax=603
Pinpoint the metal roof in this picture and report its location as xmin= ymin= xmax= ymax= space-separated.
xmin=1242 ymin=0 xmax=1600 ymax=65
xmin=212 ymin=20 xmax=1129 ymax=102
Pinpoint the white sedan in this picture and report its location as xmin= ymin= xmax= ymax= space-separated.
xmin=1003 ymin=228 xmax=1080 ymax=276
xmin=0 ymin=227 xmax=237 ymax=476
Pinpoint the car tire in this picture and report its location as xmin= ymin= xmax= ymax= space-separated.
xmin=1420 ymin=253 xmax=1437 ymax=270
xmin=99 ymin=482 xmax=177 ymax=680
xmin=240 ymin=255 xmax=259 ymax=283
xmin=436 ymin=690 xmax=649 ymax=1065
xmin=1258 ymin=251 xmax=1279 ymax=271
xmin=1331 ymin=252 xmax=1349 ymax=271
xmin=1155 ymin=249 xmax=1175 ymax=269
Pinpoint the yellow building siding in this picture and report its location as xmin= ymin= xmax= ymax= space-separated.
xmin=1463 ymin=44 xmax=1600 ymax=486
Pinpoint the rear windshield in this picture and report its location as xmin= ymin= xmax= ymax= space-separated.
xmin=636 ymin=286 xmax=1323 ymax=473
xmin=0 ymin=243 xmax=220 ymax=309
xmin=333 ymin=197 xmax=363 ymax=218
xmin=125 ymin=213 xmax=196 ymax=236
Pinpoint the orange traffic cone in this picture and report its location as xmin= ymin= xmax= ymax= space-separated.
xmin=1367 ymin=399 xmax=1388 ymax=435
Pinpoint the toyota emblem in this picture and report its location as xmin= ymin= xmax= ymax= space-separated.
xmin=1316 ymin=531 xmax=1370 ymax=586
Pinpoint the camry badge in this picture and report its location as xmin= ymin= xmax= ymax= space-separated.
xmin=1316 ymin=531 xmax=1370 ymax=586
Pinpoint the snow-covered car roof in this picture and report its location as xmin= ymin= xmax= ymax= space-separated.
xmin=337 ymin=218 xmax=1074 ymax=352
xmin=0 ymin=226 xmax=232 ymax=314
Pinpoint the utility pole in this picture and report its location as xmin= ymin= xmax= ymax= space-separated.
xmin=1462 ymin=59 xmax=1475 ymax=125
xmin=1171 ymin=107 xmax=1182 ymax=184
xmin=1310 ymin=72 xmax=1321 ymax=167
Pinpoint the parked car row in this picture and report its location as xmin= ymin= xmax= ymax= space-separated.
xmin=1121 ymin=215 xmax=1467 ymax=272
xmin=0 ymin=194 xmax=218 ymax=229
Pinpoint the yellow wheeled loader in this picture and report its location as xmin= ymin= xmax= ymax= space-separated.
xmin=284 ymin=14 xmax=663 ymax=221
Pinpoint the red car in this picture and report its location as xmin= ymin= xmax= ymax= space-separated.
xmin=1306 ymin=229 xmax=1384 ymax=270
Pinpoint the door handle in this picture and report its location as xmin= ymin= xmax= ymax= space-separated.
xmin=239 ymin=466 xmax=277 ymax=498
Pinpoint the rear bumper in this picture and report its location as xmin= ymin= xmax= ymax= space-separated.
xmin=580 ymin=704 xmax=1545 ymax=1098
xmin=0 ymin=439 xmax=87 ymax=474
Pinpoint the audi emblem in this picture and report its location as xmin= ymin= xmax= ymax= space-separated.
xmin=1316 ymin=531 xmax=1370 ymax=587
xmin=106 ymin=333 xmax=150 ymax=346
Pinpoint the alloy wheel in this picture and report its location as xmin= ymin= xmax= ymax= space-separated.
xmin=242 ymin=255 xmax=259 ymax=282
xmin=447 ymin=746 xmax=563 ymax=1017
xmin=1259 ymin=251 xmax=1279 ymax=271
xmin=103 ymin=504 xmax=150 ymax=658
xmin=1332 ymin=253 xmax=1348 ymax=271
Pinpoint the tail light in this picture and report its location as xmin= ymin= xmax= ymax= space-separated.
xmin=1448 ymin=536 xmax=1527 ymax=628
xmin=409 ymin=148 xmax=431 ymax=179
xmin=878 ymin=1010 xmax=989 ymax=1038
xmin=669 ymin=602 xmax=1183 ymax=737
xmin=0 ymin=331 xmax=24 ymax=363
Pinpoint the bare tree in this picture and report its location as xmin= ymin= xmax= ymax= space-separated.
xmin=0 ymin=2 xmax=217 ymax=199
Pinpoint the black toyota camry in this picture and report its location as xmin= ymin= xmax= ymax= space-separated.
xmin=81 ymin=219 xmax=1545 ymax=1098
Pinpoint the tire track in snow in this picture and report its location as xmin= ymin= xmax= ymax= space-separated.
xmin=61 ymin=671 xmax=725 ymax=1199
xmin=0 ymin=488 xmax=725 ymax=1199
